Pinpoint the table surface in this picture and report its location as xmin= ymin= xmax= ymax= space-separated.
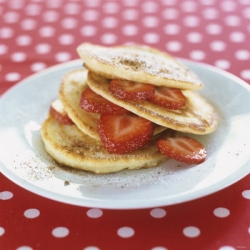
xmin=1 ymin=0 xmax=250 ymax=249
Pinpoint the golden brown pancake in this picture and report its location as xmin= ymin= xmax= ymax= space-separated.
xmin=40 ymin=115 xmax=167 ymax=174
xmin=77 ymin=43 xmax=203 ymax=90
xmin=59 ymin=69 xmax=167 ymax=141
xmin=87 ymin=72 xmax=218 ymax=135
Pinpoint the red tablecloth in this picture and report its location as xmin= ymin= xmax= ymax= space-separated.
xmin=1 ymin=0 xmax=250 ymax=249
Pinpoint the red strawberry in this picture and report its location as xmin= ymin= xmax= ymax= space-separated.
xmin=98 ymin=113 xmax=154 ymax=154
xmin=50 ymin=99 xmax=74 ymax=125
xmin=79 ymin=88 xmax=129 ymax=114
xmin=157 ymin=136 xmax=206 ymax=164
xmin=109 ymin=79 xmax=155 ymax=101
xmin=148 ymin=87 xmax=186 ymax=110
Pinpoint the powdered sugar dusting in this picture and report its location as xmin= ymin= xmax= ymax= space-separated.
xmin=80 ymin=44 xmax=202 ymax=86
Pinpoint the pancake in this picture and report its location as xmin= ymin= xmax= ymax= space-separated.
xmin=40 ymin=115 xmax=167 ymax=174
xmin=87 ymin=71 xmax=219 ymax=135
xmin=59 ymin=69 xmax=167 ymax=141
xmin=77 ymin=43 xmax=203 ymax=90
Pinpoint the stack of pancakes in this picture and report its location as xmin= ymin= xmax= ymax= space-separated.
xmin=41 ymin=43 xmax=218 ymax=174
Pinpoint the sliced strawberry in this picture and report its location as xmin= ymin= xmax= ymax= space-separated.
xmin=79 ymin=88 xmax=129 ymax=114
xmin=109 ymin=79 xmax=155 ymax=101
xmin=50 ymin=99 xmax=74 ymax=125
xmin=98 ymin=113 xmax=154 ymax=154
xmin=157 ymin=136 xmax=206 ymax=164
xmin=148 ymin=87 xmax=186 ymax=110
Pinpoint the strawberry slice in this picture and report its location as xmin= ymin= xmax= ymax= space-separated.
xmin=50 ymin=99 xmax=74 ymax=125
xmin=79 ymin=88 xmax=129 ymax=114
xmin=98 ymin=113 xmax=154 ymax=154
xmin=148 ymin=87 xmax=186 ymax=110
xmin=157 ymin=136 xmax=206 ymax=164
xmin=109 ymin=79 xmax=155 ymax=101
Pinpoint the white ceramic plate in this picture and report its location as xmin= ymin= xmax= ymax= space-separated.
xmin=0 ymin=59 xmax=250 ymax=209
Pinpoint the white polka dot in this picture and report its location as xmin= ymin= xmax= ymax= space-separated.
xmin=181 ymin=1 xmax=197 ymax=12
xmin=183 ymin=15 xmax=200 ymax=27
xmin=20 ymin=18 xmax=37 ymax=30
xmin=248 ymin=227 xmax=250 ymax=234
xmin=242 ymin=190 xmax=250 ymax=199
xmin=25 ymin=3 xmax=41 ymax=15
xmin=162 ymin=0 xmax=177 ymax=5
xmin=162 ymin=8 xmax=179 ymax=20
xmin=102 ymin=17 xmax=118 ymax=28
xmin=186 ymin=32 xmax=203 ymax=43
xmin=150 ymin=208 xmax=167 ymax=218
xmin=35 ymin=43 xmax=51 ymax=54
xmin=52 ymin=227 xmax=69 ymax=238
xmin=122 ymin=9 xmax=139 ymax=20
xmin=80 ymin=25 xmax=97 ymax=37
xmin=143 ymin=33 xmax=160 ymax=44
xmin=142 ymin=1 xmax=158 ymax=13
xmin=46 ymin=0 xmax=63 ymax=8
xmin=39 ymin=26 xmax=55 ymax=37
xmin=55 ymin=52 xmax=71 ymax=62
xmin=11 ymin=52 xmax=27 ymax=62
xmin=82 ymin=10 xmax=99 ymax=21
xmin=200 ymin=0 xmax=216 ymax=4
xmin=229 ymin=31 xmax=246 ymax=43
xmin=224 ymin=15 xmax=241 ymax=26
xmin=103 ymin=2 xmax=120 ymax=14
xmin=58 ymin=34 xmax=74 ymax=45
xmin=206 ymin=23 xmax=222 ymax=35
xmin=220 ymin=1 xmax=237 ymax=12
xmin=163 ymin=24 xmax=180 ymax=35
xmin=202 ymin=8 xmax=219 ymax=19
xmin=30 ymin=62 xmax=46 ymax=72
xmin=86 ymin=208 xmax=103 ymax=218
xmin=5 ymin=72 xmax=21 ymax=82
xmin=84 ymin=0 xmax=101 ymax=7
xmin=122 ymin=0 xmax=138 ymax=6
xmin=243 ymin=7 xmax=250 ymax=18
xmin=3 ymin=11 xmax=19 ymax=23
xmin=219 ymin=246 xmax=236 ymax=250
xmin=183 ymin=226 xmax=200 ymax=238
xmin=43 ymin=10 xmax=59 ymax=22
xmin=122 ymin=24 xmax=138 ymax=36
xmin=214 ymin=60 xmax=231 ymax=70
xmin=64 ymin=3 xmax=80 ymax=15
xmin=142 ymin=16 xmax=159 ymax=28
xmin=101 ymin=33 xmax=117 ymax=45
xmin=0 ymin=227 xmax=5 ymax=236
xmin=61 ymin=17 xmax=78 ymax=29
xmin=117 ymin=227 xmax=135 ymax=238
xmin=213 ymin=207 xmax=230 ymax=218
xmin=16 ymin=246 xmax=33 ymax=250
xmin=166 ymin=41 xmax=182 ymax=52
xmin=151 ymin=247 xmax=167 ymax=250
xmin=8 ymin=0 xmax=25 ymax=9
xmin=210 ymin=41 xmax=226 ymax=51
xmin=84 ymin=247 xmax=100 ymax=250
xmin=16 ymin=35 xmax=32 ymax=46
xmin=24 ymin=208 xmax=40 ymax=219
xmin=0 ymin=27 xmax=14 ymax=39
xmin=241 ymin=70 xmax=250 ymax=80
xmin=235 ymin=50 xmax=250 ymax=60
xmin=239 ymin=0 xmax=250 ymax=4
xmin=0 ymin=44 xmax=8 ymax=55
xmin=189 ymin=50 xmax=206 ymax=61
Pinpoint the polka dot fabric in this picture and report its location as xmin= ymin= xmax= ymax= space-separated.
xmin=0 ymin=0 xmax=250 ymax=249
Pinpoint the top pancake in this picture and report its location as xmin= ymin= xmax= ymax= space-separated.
xmin=87 ymin=72 xmax=219 ymax=135
xmin=77 ymin=43 xmax=203 ymax=90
